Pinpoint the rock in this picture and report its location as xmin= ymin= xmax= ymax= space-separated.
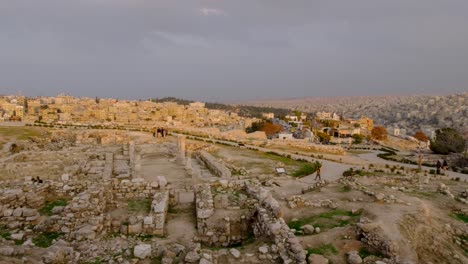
xmin=12 ymin=207 xmax=23 ymax=217
xmin=184 ymin=251 xmax=200 ymax=263
xmin=302 ymin=224 xmax=315 ymax=235
xmin=134 ymin=244 xmax=152 ymax=259
xmin=10 ymin=233 xmax=24 ymax=241
xmin=258 ymin=245 xmax=269 ymax=254
xmin=143 ymin=216 xmax=153 ymax=225
xmin=315 ymin=227 xmax=321 ymax=233
xmin=346 ymin=251 xmax=363 ymax=264
xmin=375 ymin=193 xmax=385 ymax=201
xmin=0 ymin=246 xmax=14 ymax=256
xmin=128 ymin=222 xmax=142 ymax=234
xmin=308 ymin=253 xmax=329 ymax=264
xmin=3 ymin=209 xmax=13 ymax=217
xmin=230 ymin=248 xmax=241 ymax=258
xmin=52 ymin=206 xmax=65 ymax=214
xmin=199 ymin=258 xmax=213 ymax=264
xmin=22 ymin=208 xmax=38 ymax=217
xmin=61 ymin=174 xmax=70 ymax=181
xmin=157 ymin=176 xmax=168 ymax=188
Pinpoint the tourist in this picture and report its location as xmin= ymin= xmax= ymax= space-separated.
xmin=443 ymin=160 xmax=448 ymax=174
xmin=436 ymin=160 xmax=442 ymax=175
xmin=36 ymin=176 xmax=43 ymax=184
xmin=314 ymin=166 xmax=322 ymax=181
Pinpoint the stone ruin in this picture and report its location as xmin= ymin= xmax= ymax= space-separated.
xmin=194 ymin=179 xmax=307 ymax=264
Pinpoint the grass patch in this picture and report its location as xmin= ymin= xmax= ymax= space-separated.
xmin=451 ymin=213 xmax=468 ymax=223
xmin=0 ymin=225 xmax=11 ymax=240
xmin=306 ymin=243 xmax=338 ymax=256
xmin=39 ymin=199 xmax=68 ymax=216
xmin=288 ymin=209 xmax=362 ymax=234
xmin=292 ymin=161 xmax=321 ymax=178
xmin=261 ymin=151 xmax=303 ymax=166
xmin=128 ymin=198 xmax=151 ymax=213
xmin=0 ymin=127 xmax=47 ymax=140
xmin=358 ymin=247 xmax=384 ymax=258
xmin=32 ymin=232 xmax=63 ymax=248
xmin=339 ymin=185 xmax=352 ymax=192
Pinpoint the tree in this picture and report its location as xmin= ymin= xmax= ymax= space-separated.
xmin=245 ymin=121 xmax=265 ymax=133
xmin=260 ymin=121 xmax=283 ymax=137
xmin=371 ymin=126 xmax=387 ymax=140
xmin=352 ymin=134 xmax=365 ymax=144
xmin=316 ymin=131 xmax=331 ymax=143
xmin=413 ymin=131 xmax=428 ymax=142
xmin=430 ymin=128 xmax=466 ymax=155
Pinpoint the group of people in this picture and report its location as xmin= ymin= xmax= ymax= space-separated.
xmin=32 ymin=176 xmax=43 ymax=184
xmin=151 ymin=127 xmax=168 ymax=138
xmin=436 ymin=160 xmax=449 ymax=175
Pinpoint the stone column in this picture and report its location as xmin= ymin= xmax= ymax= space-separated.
xmin=178 ymin=135 xmax=186 ymax=164
xmin=129 ymin=141 xmax=135 ymax=177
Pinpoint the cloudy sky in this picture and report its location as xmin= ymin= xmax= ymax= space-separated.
xmin=1 ymin=0 xmax=467 ymax=101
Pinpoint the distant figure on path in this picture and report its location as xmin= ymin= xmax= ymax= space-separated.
xmin=436 ymin=160 xmax=442 ymax=175
xmin=315 ymin=166 xmax=322 ymax=181
xmin=442 ymin=160 xmax=448 ymax=174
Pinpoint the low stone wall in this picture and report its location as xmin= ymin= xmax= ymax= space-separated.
xmin=356 ymin=218 xmax=399 ymax=260
xmin=195 ymin=183 xmax=253 ymax=247
xmin=196 ymin=150 xmax=231 ymax=178
xmin=111 ymin=178 xmax=164 ymax=199
xmin=246 ymin=184 xmax=307 ymax=264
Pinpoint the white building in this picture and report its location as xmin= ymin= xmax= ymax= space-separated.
xmin=316 ymin=112 xmax=340 ymax=121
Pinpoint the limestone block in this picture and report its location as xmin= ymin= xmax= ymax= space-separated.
xmin=12 ymin=208 xmax=23 ymax=217
xmin=22 ymin=208 xmax=38 ymax=217
xmin=143 ymin=216 xmax=153 ymax=225
xmin=156 ymin=176 xmax=167 ymax=188
xmin=134 ymin=244 xmax=152 ymax=259
xmin=128 ymin=222 xmax=142 ymax=234
xmin=61 ymin=174 xmax=70 ymax=181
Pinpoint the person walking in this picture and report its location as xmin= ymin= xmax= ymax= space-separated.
xmin=442 ymin=160 xmax=448 ymax=174
xmin=315 ymin=166 xmax=322 ymax=181
xmin=436 ymin=160 xmax=442 ymax=175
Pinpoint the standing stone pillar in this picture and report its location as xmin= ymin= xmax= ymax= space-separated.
xmin=178 ymin=135 xmax=186 ymax=164
xmin=185 ymin=151 xmax=193 ymax=174
xmin=129 ymin=141 xmax=135 ymax=177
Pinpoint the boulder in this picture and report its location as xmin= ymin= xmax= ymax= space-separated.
xmin=229 ymin=248 xmax=241 ymax=258
xmin=346 ymin=251 xmax=363 ymax=264
xmin=302 ymin=224 xmax=315 ymax=235
xmin=308 ymin=254 xmax=329 ymax=264
xmin=134 ymin=244 xmax=152 ymax=259
xmin=184 ymin=251 xmax=201 ymax=263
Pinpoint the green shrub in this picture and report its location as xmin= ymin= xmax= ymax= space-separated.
xmin=306 ymin=243 xmax=338 ymax=256
xmin=39 ymin=199 xmax=68 ymax=216
xmin=128 ymin=199 xmax=151 ymax=213
xmin=32 ymin=232 xmax=63 ymax=248
xmin=292 ymin=161 xmax=321 ymax=178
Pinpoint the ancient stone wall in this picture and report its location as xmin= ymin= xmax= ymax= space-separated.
xmin=196 ymin=150 xmax=231 ymax=178
xmin=246 ymin=184 xmax=307 ymax=264
xmin=195 ymin=183 xmax=253 ymax=247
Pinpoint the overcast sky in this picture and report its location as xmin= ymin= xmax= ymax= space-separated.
xmin=1 ymin=0 xmax=467 ymax=101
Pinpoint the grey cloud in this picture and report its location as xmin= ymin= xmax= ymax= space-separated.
xmin=0 ymin=0 xmax=467 ymax=100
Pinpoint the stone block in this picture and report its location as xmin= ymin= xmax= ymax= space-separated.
xmin=134 ymin=244 xmax=152 ymax=259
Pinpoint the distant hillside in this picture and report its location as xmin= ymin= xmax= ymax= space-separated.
xmin=150 ymin=97 xmax=293 ymax=119
xmin=238 ymin=93 xmax=468 ymax=133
